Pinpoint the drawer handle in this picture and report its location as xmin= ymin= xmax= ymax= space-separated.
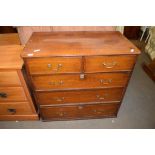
xmin=58 ymin=112 xmax=67 ymax=117
xmin=56 ymin=97 xmax=65 ymax=102
xmin=49 ymin=80 xmax=64 ymax=85
xmin=0 ymin=92 xmax=7 ymax=98
xmin=100 ymin=79 xmax=112 ymax=85
xmin=93 ymin=109 xmax=105 ymax=114
xmin=102 ymin=62 xmax=117 ymax=68
xmin=96 ymin=95 xmax=105 ymax=100
xmin=96 ymin=93 xmax=108 ymax=100
xmin=7 ymin=108 xmax=16 ymax=115
xmin=53 ymin=64 xmax=62 ymax=71
xmin=47 ymin=64 xmax=52 ymax=68
xmin=78 ymin=105 xmax=84 ymax=109
xmin=47 ymin=64 xmax=62 ymax=71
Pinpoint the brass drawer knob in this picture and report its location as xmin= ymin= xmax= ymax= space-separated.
xmin=78 ymin=105 xmax=84 ymax=109
xmin=96 ymin=95 xmax=105 ymax=100
xmin=49 ymin=80 xmax=64 ymax=85
xmin=93 ymin=109 xmax=97 ymax=113
xmin=47 ymin=63 xmax=62 ymax=71
xmin=53 ymin=64 xmax=63 ymax=71
xmin=47 ymin=64 xmax=52 ymax=68
xmin=7 ymin=108 xmax=16 ymax=115
xmin=100 ymin=79 xmax=112 ymax=85
xmin=58 ymin=112 xmax=67 ymax=117
xmin=0 ymin=92 xmax=7 ymax=98
xmin=93 ymin=109 xmax=105 ymax=114
xmin=56 ymin=97 xmax=65 ymax=102
xmin=102 ymin=62 xmax=117 ymax=68
xmin=59 ymin=112 xmax=64 ymax=117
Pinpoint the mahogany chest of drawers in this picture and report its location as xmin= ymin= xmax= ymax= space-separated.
xmin=0 ymin=42 xmax=38 ymax=120
xmin=22 ymin=31 xmax=140 ymax=121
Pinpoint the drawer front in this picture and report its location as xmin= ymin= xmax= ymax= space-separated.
xmin=32 ymin=73 xmax=129 ymax=90
xmin=0 ymin=102 xmax=33 ymax=115
xmin=85 ymin=56 xmax=136 ymax=72
xmin=0 ymin=71 xmax=21 ymax=86
xmin=26 ymin=57 xmax=82 ymax=74
xmin=36 ymin=88 xmax=124 ymax=105
xmin=40 ymin=103 xmax=120 ymax=120
xmin=0 ymin=87 xmax=27 ymax=102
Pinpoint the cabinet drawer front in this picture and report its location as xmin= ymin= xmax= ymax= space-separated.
xmin=0 ymin=87 xmax=27 ymax=102
xmin=0 ymin=71 xmax=21 ymax=86
xmin=32 ymin=73 xmax=129 ymax=90
xmin=0 ymin=102 xmax=33 ymax=115
xmin=26 ymin=57 xmax=82 ymax=74
xmin=36 ymin=88 xmax=124 ymax=105
xmin=85 ymin=56 xmax=136 ymax=72
xmin=40 ymin=103 xmax=120 ymax=120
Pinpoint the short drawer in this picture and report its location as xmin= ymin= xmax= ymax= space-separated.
xmin=26 ymin=57 xmax=82 ymax=74
xmin=36 ymin=88 xmax=124 ymax=105
xmin=0 ymin=71 xmax=21 ymax=86
xmin=0 ymin=87 xmax=27 ymax=102
xmin=0 ymin=102 xmax=33 ymax=115
xmin=32 ymin=73 xmax=129 ymax=90
xmin=40 ymin=103 xmax=120 ymax=120
xmin=85 ymin=56 xmax=136 ymax=73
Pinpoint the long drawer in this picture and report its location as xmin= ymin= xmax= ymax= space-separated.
xmin=32 ymin=73 xmax=130 ymax=90
xmin=0 ymin=87 xmax=27 ymax=102
xmin=85 ymin=55 xmax=136 ymax=72
xmin=36 ymin=87 xmax=124 ymax=105
xmin=0 ymin=102 xmax=33 ymax=115
xmin=0 ymin=71 xmax=21 ymax=86
xmin=26 ymin=57 xmax=82 ymax=74
xmin=40 ymin=103 xmax=120 ymax=120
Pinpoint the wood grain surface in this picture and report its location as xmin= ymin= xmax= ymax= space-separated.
xmin=32 ymin=73 xmax=130 ymax=90
xmin=36 ymin=87 xmax=124 ymax=105
xmin=22 ymin=31 xmax=140 ymax=58
xmin=0 ymin=33 xmax=20 ymax=45
xmin=0 ymin=71 xmax=21 ymax=86
xmin=0 ymin=45 xmax=23 ymax=69
xmin=17 ymin=26 xmax=116 ymax=44
xmin=0 ymin=87 xmax=27 ymax=102
xmin=40 ymin=102 xmax=120 ymax=120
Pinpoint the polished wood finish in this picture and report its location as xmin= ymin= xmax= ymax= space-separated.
xmin=17 ymin=26 xmax=116 ymax=45
xmin=17 ymin=70 xmax=37 ymax=114
xmin=0 ymin=71 xmax=21 ymax=86
xmin=0 ymin=102 xmax=33 ymax=115
xmin=22 ymin=31 xmax=140 ymax=121
xmin=27 ymin=57 xmax=82 ymax=74
xmin=32 ymin=73 xmax=129 ymax=90
xmin=0 ymin=114 xmax=38 ymax=121
xmin=36 ymin=88 xmax=124 ymax=105
xmin=0 ymin=87 xmax=27 ymax=102
xmin=40 ymin=103 xmax=120 ymax=120
xmin=85 ymin=56 xmax=136 ymax=72
xmin=0 ymin=45 xmax=23 ymax=69
xmin=0 ymin=33 xmax=20 ymax=45
xmin=22 ymin=31 xmax=140 ymax=58
xmin=0 ymin=38 xmax=38 ymax=121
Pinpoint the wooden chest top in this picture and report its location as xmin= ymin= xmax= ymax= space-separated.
xmin=22 ymin=31 xmax=140 ymax=58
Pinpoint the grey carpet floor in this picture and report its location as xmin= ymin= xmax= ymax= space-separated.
xmin=0 ymin=50 xmax=155 ymax=129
